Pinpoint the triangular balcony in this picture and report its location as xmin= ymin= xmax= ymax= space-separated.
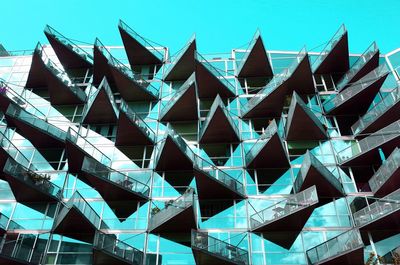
xmin=236 ymin=30 xmax=273 ymax=80
xmin=25 ymin=44 xmax=50 ymax=89
xmin=191 ymin=230 xmax=249 ymax=265
xmin=337 ymin=120 xmax=400 ymax=166
xmin=44 ymin=25 xmax=93 ymax=70
xmin=324 ymin=65 xmax=389 ymax=115
xmin=306 ymin=229 xmax=364 ymax=265
xmin=118 ymin=20 xmax=164 ymax=69
xmin=115 ymin=100 xmax=156 ymax=146
xmin=241 ymin=47 xmax=311 ymax=118
xmin=245 ymin=120 xmax=290 ymax=170
xmin=294 ymin=151 xmax=345 ymax=198
xmin=312 ymin=24 xmax=350 ymax=75
xmin=193 ymin=154 xmax=245 ymax=217
xmin=163 ymin=35 xmax=196 ymax=82
xmin=148 ymin=188 xmax=197 ymax=244
xmin=154 ymin=124 xmax=194 ymax=171
xmin=285 ymin=92 xmax=328 ymax=141
xmin=81 ymin=156 xmax=150 ymax=220
xmin=250 ymin=186 xmax=318 ymax=249
xmin=53 ymin=191 xmax=108 ymax=243
xmin=65 ymin=127 xmax=112 ymax=173
xmin=94 ymin=38 xmax=158 ymax=101
xmin=353 ymin=188 xmax=400 ymax=242
xmin=82 ymin=78 xmax=119 ymax=124
xmin=369 ymin=147 xmax=400 ymax=197
xmin=5 ymin=104 xmax=67 ymax=149
xmin=351 ymin=88 xmax=400 ymax=137
xmin=159 ymin=73 xmax=198 ymax=122
xmin=0 ymin=233 xmax=48 ymax=265
xmin=195 ymin=52 xmax=236 ymax=99
xmin=335 ymin=42 xmax=380 ymax=91
xmin=199 ymin=95 xmax=240 ymax=143
xmin=3 ymin=158 xmax=61 ymax=203
xmin=93 ymin=231 xmax=144 ymax=265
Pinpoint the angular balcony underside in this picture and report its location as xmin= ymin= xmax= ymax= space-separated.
xmin=53 ymin=206 xmax=97 ymax=243
xmin=93 ymin=46 xmax=114 ymax=86
xmin=358 ymin=209 xmax=400 ymax=243
xmin=82 ymin=89 xmax=118 ymax=124
xmin=155 ymin=137 xmax=193 ymax=171
xmin=45 ymin=31 xmax=93 ymax=70
xmin=314 ymin=32 xmax=350 ymax=75
xmin=237 ymin=36 xmax=273 ymax=78
xmin=119 ymin=26 xmax=162 ymax=67
xmin=92 ymin=248 xmax=134 ymax=265
xmin=311 ymin=246 xmax=364 ymax=265
xmin=164 ymin=40 xmax=196 ymax=82
xmin=115 ymin=111 xmax=154 ymax=146
xmin=199 ymin=107 xmax=239 ymax=143
xmin=0 ymin=256 xmax=35 ymax=265
xmin=3 ymin=172 xmax=59 ymax=203
xmin=373 ymin=167 xmax=400 ymax=198
xmin=327 ymin=73 xmax=387 ymax=115
xmin=195 ymin=61 xmax=235 ymax=99
xmin=5 ymin=114 xmax=65 ymax=149
xmin=65 ymin=140 xmax=86 ymax=173
xmin=80 ymin=170 xmax=147 ymax=220
xmin=192 ymin=248 xmax=244 ymax=265
xmin=252 ymin=205 xmax=316 ymax=249
xmin=160 ymin=83 xmax=198 ymax=122
xmin=297 ymin=165 xmax=344 ymax=198
xmin=25 ymin=51 xmax=49 ymax=88
xmin=246 ymin=134 xmax=290 ymax=169
xmin=355 ymin=101 xmax=400 ymax=138
xmin=287 ymin=54 xmax=315 ymax=95
xmin=242 ymin=82 xmax=288 ymax=119
xmin=340 ymin=136 xmax=400 ymax=167
xmin=108 ymin=64 xmax=157 ymax=101
xmin=340 ymin=52 xmax=380 ymax=91
xmin=285 ymin=102 xmax=327 ymax=141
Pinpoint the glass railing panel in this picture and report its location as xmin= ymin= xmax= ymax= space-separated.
xmin=93 ymin=231 xmax=144 ymax=264
xmin=324 ymin=65 xmax=389 ymax=112
xmin=336 ymin=42 xmax=379 ymax=91
xmin=6 ymin=104 xmax=67 ymax=141
xmin=337 ymin=120 xmax=400 ymax=164
xmin=241 ymin=47 xmax=307 ymax=115
xmin=66 ymin=127 xmax=112 ymax=167
xmin=149 ymin=188 xmax=194 ymax=230
xmin=312 ymin=24 xmax=346 ymax=71
xmin=82 ymin=156 xmax=150 ymax=197
xmin=245 ymin=120 xmax=278 ymax=165
xmin=118 ymin=20 xmax=164 ymax=62
xmin=351 ymin=88 xmax=400 ymax=135
xmin=353 ymin=188 xmax=400 ymax=227
xmin=163 ymin=34 xmax=195 ymax=79
xmin=36 ymin=43 xmax=87 ymax=102
xmin=191 ymin=230 xmax=248 ymax=265
xmin=250 ymin=186 xmax=318 ymax=229
xmin=44 ymin=25 xmax=93 ymax=64
xmin=369 ymin=148 xmax=400 ymax=194
xmin=306 ymin=229 xmax=363 ymax=264
xmin=4 ymin=158 xmax=62 ymax=199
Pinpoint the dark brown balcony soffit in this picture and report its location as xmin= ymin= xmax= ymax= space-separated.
xmin=155 ymin=136 xmax=194 ymax=171
xmin=93 ymin=248 xmax=133 ymax=265
xmin=52 ymin=207 xmax=97 ymax=243
xmin=285 ymin=93 xmax=328 ymax=141
xmin=65 ymin=140 xmax=86 ymax=174
xmin=115 ymin=111 xmax=154 ymax=146
xmin=45 ymin=31 xmax=93 ymax=70
xmin=93 ymin=45 xmax=114 ymax=86
xmin=108 ymin=65 xmax=157 ymax=101
xmin=82 ymin=89 xmax=118 ymax=125
xmin=163 ymin=38 xmax=196 ymax=82
xmin=25 ymin=49 xmax=48 ymax=89
xmin=149 ymin=205 xmax=196 ymax=235
xmin=237 ymin=35 xmax=273 ymax=79
xmin=118 ymin=25 xmax=162 ymax=67
xmin=160 ymin=81 xmax=198 ymax=122
xmin=195 ymin=60 xmax=235 ymax=99
xmin=314 ymin=32 xmax=350 ymax=75
xmin=192 ymin=248 xmax=243 ymax=265
xmin=287 ymin=54 xmax=315 ymax=95
xmin=327 ymin=73 xmax=388 ymax=115
xmin=246 ymin=134 xmax=290 ymax=169
xmin=312 ymin=246 xmax=364 ymax=265
xmin=373 ymin=169 xmax=400 ymax=198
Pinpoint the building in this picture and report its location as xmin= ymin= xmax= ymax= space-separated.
xmin=0 ymin=21 xmax=400 ymax=265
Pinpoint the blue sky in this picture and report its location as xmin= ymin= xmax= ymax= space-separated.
xmin=2 ymin=0 xmax=399 ymax=55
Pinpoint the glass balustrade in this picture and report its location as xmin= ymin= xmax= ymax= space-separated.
xmin=369 ymin=148 xmax=400 ymax=194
